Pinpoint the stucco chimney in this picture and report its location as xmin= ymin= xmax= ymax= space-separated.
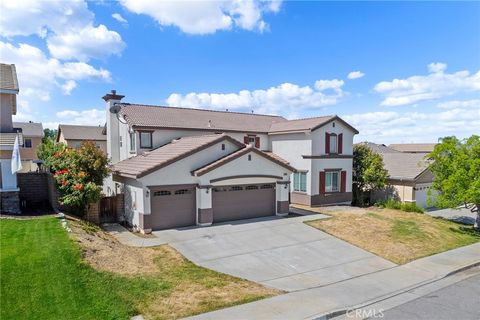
xmin=103 ymin=90 xmax=125 ymax=165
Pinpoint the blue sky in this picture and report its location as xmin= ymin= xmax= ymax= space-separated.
xmin=1 ymin=1 xmax=479 ymax=143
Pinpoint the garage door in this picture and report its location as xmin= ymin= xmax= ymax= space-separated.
xmin=212 ymin=183 xmax=276 ymax=223
xmin=150 ymin=186 xmax=196 ymax=230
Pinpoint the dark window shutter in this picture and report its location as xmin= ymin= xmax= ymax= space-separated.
xmin=243 ymin=136 xmax=249 ymax=144
xmin=341 ymin=171 xmax=346 ymax=193
xmin=254 ymin=137 xmax=260 ymax=148
xmin=338 ymin=133 xmax=343 ymax=154
xmin=319 ymin=171 xmax=325 ymax=194
xmin=325 ymin=133 xmax=330 ymax=154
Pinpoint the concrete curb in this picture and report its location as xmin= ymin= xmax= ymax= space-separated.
xmin=311 ymin=260 xmax=480 ymax=320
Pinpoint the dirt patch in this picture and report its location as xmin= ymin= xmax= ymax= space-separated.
xmin=69 ymin=219 xmax=160 ymax=275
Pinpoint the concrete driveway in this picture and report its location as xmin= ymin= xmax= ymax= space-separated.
xmin=151 ymin=214 xmax=396 ymax=292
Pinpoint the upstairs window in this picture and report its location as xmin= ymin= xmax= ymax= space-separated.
xmin=129 ymin=132 xmax=136 ymax=152
xmin=293 ymin=172 xmax=307 ymax=192
xmin=139 ymin=131 xmax=152 ymax=149
xmin=329 ymin=134 xmax=337 ymax=154
xmin=24 ymin=138 xmax=32 ymax=148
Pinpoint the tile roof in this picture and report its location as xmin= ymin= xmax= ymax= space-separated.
xmin=0 ymin=63 xmax=19 ymax=92
xmin=380 ymin=152 xmax=430 ymax=181
xmin=268 ymin=115 xmax=359 ymax=134
xmin=358 ymin=142 xmax=400 ymax=154
xmin=118 ymin=103 xmax=286 ymax=133
xmin=388 ymin=143 xmax=437 ymax=153
xmin=192 ymin=145 xmax=296 ymax=176
xmin=113 ymin=134 xmax=243 ymax=178
xmin=58 ymin=124 xmax=106 ymax=141
xmin=13 ymin=122 xmax=43 ymax=137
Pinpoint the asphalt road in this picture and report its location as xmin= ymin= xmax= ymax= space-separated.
xmin=380 ymin=274 xmax=480 ymax=320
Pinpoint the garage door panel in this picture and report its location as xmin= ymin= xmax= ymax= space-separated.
xmin=150 ymin=186 xmax=196 ymax=230
xmin=213 ymin=184 xmax=275 ymax=223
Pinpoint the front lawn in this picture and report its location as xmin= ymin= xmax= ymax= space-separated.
xmin=296 ymin=205 xmax=480 ymax=264
xmin=0 ymin=217 xmax=278 ymax=320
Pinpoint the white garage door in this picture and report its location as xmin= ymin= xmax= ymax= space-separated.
xmin=415 ymin=183 xmax=436 ymax=208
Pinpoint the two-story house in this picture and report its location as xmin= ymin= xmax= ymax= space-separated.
xmin=56 ymin=124 xmax=107 ymax=153
xmin=104 ymin=91 xmax=358 ymax=233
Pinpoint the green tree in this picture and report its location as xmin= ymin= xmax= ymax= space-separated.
xmin=428 ymin=135 xmax=480 ymax=229
xmin=353 ymin=144 xmax=389 ymax=206
xmin=42 ymin=128 xmax=57 ymax=143
xmin=38 ymin=141 xmax=110 ymax=215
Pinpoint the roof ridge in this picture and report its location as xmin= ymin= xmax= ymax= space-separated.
xmin=118 ymin=102 xmax=287 ymax=119
xmin=284 ymin=114 xmax=336 ymax=122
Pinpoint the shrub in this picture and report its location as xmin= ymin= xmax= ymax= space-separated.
xmin=375 ymin=199 xmax=424 ymax=213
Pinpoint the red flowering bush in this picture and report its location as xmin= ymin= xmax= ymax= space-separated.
xmin=38 ymin=140 xmax=110 ymax=215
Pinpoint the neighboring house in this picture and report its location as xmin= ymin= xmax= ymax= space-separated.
xmin=0 ymin=63 xmax=21 ymax=213
xmin=56 ymin=124 xmax=107 ymax=153
xmin=389 ymin=143 xmax=437 ymax=153
xmin=103 ymin=90 xmax=358 ymax=233
xmin=12 ymin=121 xmax=44 ymax=172
xmin=361 ymin=142 xmax=436 ymax=208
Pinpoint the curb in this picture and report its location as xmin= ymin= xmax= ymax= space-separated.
xmin=310 ymin=260 xmax=480 ymax=320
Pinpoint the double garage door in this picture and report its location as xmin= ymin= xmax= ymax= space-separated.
xmin=149 ymin=183 xmax=276 ymax=230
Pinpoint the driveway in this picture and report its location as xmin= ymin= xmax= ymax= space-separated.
xmin=151 ymin=214 xmax=396 ymax=292
xmin=426 ymin=207 xmax=477 ymax=225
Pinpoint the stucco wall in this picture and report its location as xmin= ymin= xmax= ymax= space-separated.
xmin=0 ymin=93 xmax=14 ymax=132
xmin=311 ymin=158 xmax=353 ymax=195
xmin=310 ymin=120 xmax=355 ymax=156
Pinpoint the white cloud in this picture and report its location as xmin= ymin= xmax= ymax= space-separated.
xmin=120 ymin=0 xmax=281 ymax=35
xmin=344 ymin=108 xmax=480 ymax=144
xmin=47 ymin=24 xmax=125 ymax=61
xmin=347 ymin=71 xmax=365 ymax=80
xmin=55 ymin=108 xmax=106 ymax=127
xmin=0 ymin=0 xmax=125 ymax=62
xmin=61 ymin=80 xmax=77 ymax=95
xmin=374 ymin=63 xmax=480 ymax=107
xmin=112 ymin=13 xmax=128 ymax=24
xmin=436 ymin=99 xmax=480 ymax=109
xmin=166 ymin=79 xmax=345 ymax=115
xmin=0 ymin=41 xmax=111 ymax=100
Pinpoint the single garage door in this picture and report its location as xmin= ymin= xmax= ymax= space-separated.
xmin=150 ymin=186 xmax=196 ymax=230
xmin=212 ymin=183 xmax=276 ymax=223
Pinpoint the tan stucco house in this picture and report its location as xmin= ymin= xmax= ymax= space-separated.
xmin=103 ymin=90 xmax=358 ymax=233
xmin=56 ymin=124 xmax=107 ymax=153
xmin=362 ymin=142 xmax=436 ymax=208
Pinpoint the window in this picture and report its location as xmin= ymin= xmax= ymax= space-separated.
xmin=221 ymin=143 xmax=225 ymax=150
xmin=139 ymin=131 xmax=152 ymax=148
xmin=153 ymin=190 xmax=171 ymax=196
xmin=230 ymin=186 xmax=243 ymax=191
xmin=129 ymin=132 xmax=136 ymax=152
xmin=24 ymin=138 xmax=32 ymax=148
xmin=329 ymin=134 xmax=337 ymax=153
xmin=325 ymin=171 xmax=340 ymax=192
xmin=248 ymin=155 xmax=252 ymax=161
xmin=260 ymin=184 xmax=274 ymax=189
xmin=174 ymin=189 xmax=192 ymax=195
xmin=293 ymin=172 xmax=307 ymax=192
xmin=245 ymin=185 xmax=258 ymax=190
xmin=248 ymin=136 xmax=256 ymax=144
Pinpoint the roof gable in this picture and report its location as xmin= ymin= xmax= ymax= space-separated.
xmin=113 ymin=134 xmax=244 ymax=178
xmin=268 ymin=115 xmax=359 ymax=134
xmin=192 ymin=145 xmax=296 ymax=176
xmin=57 ymin=124 xmax=106 ymax=141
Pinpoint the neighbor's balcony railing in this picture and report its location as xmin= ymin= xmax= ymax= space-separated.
xmin=0 ymin=132 xmax=23 ymax=149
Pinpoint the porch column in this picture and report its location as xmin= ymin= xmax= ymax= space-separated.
xmin=276 ymin=180 xmax=290 ymax=216
xmin=197 ymin=185 xmax=213 ymax=226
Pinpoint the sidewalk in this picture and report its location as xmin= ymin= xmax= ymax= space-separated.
xmin=185 ymin=243 xmax=480 ymax=320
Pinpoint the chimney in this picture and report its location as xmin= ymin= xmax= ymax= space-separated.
xmin=103 ymin=90 xmax=125 ymax=166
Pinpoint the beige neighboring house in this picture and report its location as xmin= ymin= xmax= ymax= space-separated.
xmin=56 ymin=124 xmax=107 ymax=153
xmin=389 ymin=143 xmax=437 ymax=153
xmin=361 ymin=142 xmax=437 ymax=208
xmin=12 ymin=122 xmax=44 ymax=172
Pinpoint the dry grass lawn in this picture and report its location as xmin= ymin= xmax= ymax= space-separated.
xmin=70 ymin=218 xmax=280 ymax=319
xmin=295 ymin=205 xmax=480 ymax=264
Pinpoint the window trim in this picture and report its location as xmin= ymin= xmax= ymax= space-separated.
xmin=129 ymin=131 xmax=136 ymax=153
xmin=293 ymin=171 xmax=307 ymax=193
xmin=139 ymin=131 xmax=153 ymax=149
xmin=325 ymin=170 xmax=340 ymax=193
xmin=329 ymin=133 xmax=337 ymax=154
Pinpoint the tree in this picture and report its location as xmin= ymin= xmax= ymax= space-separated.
xmin=428 ymin=135 xmax=480 ymax=229
xmin=42 ymin=128 xmax=57 ymax=143
xmin=352 ymin=144 xmax=389 ymax=206
xmin=38 ymin=141 xmax=110 ymax=215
